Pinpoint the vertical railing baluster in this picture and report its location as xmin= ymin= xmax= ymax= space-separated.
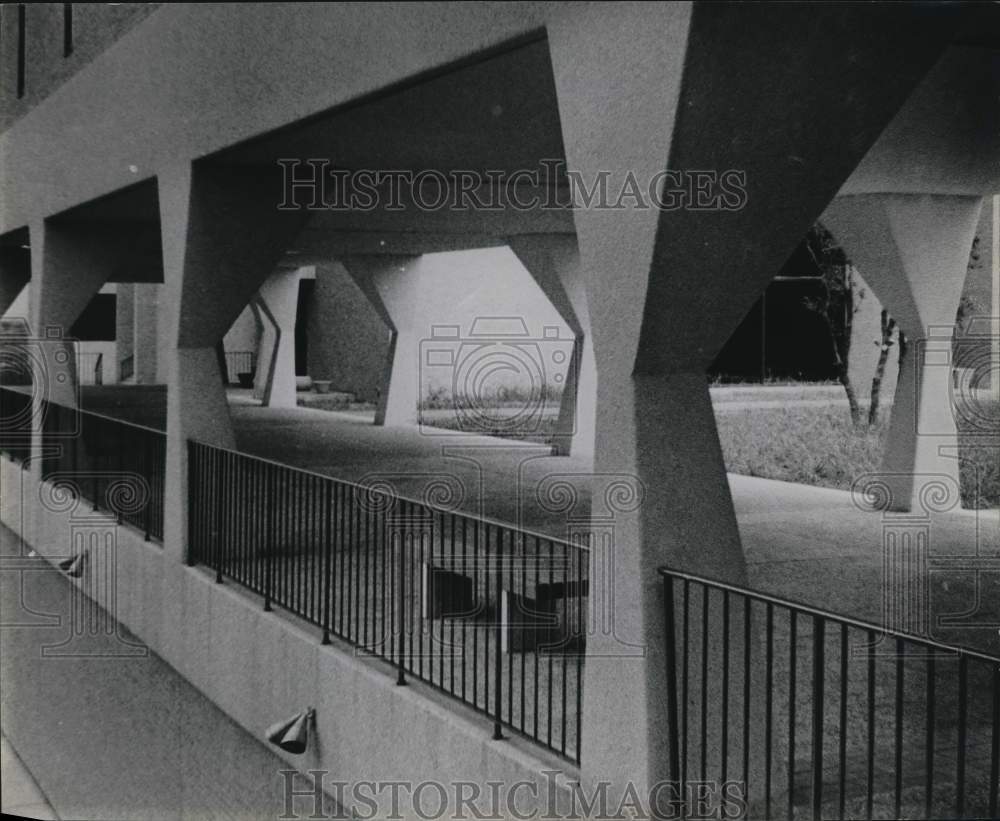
xmin=742 ymin=595 xmax=752 ymax=799
xmin=493 ymin=524 xmax=503 ymax=741
xmin=264 ymin=463 xmax=274 ymax=612
xmin=700 ymin=584 xmax=709 ymax=783
xmin=788 ymin=610 xmax=797 ymax=821
xmin=926 ymin=652 xmax=935 ymax=818
xmin=663 ymin=575 xmax=681 ymax=789
xmin=894 ymin=637 xmax=904 ymax=820
xmin=721 ymin=590 xmax=730 ymax=783
xmin=866 ymin=630 xmax=876 ymax=821
xmin=956 ymin=654 xmax=967 ymax=819
xmin=323 ymin=480 xmax=332 ymax=645
xmin=396 ymin=499 xmax=407 ymax=686
xmin=839 ymin=624 xmax=848 ymax=821
xmin=811 ymin=614 xmax=825 ymax=821
xmin=990 ymin=663 xmax=999 ymax=821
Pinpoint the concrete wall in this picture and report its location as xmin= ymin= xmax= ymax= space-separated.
xmin=306 ymin=247 xmax=571 ymax=403
xmin=0 ymin=455 xmax=576 ymax=819
xmin=0 ymin=3 xmax=160 ymax=133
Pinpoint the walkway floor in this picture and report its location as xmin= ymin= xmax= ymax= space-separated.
xmin=225 ymin=396 xmax=999 ymax=650
xmin=1 ymin=734 xmax=58 ymax=820
xmin=62 ymin=385 xmax=1000 ymax=650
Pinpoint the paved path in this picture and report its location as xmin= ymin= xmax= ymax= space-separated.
xmin=1 ymin=734 xmax=58 ymax=820
xmin=225 ymin=398 xmax=999 ymax=652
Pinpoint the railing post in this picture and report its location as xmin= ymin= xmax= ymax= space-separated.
xmin=493 ymin=524 xmax=503 ymax=741
xmin=322 ymin=481 xmax=332 ymax=645
xmin=264 ymin=463 xmax=273 ymax=612
xmin=186 ymin=440 xmax=197 ymax=566
xmin=143 ymin=432 xmax=153 ymax=541
xmin=662 ymin=574 xmax=682 ymax=790
xmin=214 ymin=448 xmax=224 ymax=584
xmin=811 ymin=615 xmax=825 ymax=821
xmin=396 ymin=500 xmax=407 ymax=686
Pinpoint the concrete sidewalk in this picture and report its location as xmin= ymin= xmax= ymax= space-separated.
xmin=1 ymin=734 xmax=58 ymax=820
xmin=225 ymin=398 xmax=999 ymax=652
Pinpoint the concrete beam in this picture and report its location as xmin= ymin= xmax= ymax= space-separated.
xmin=823 ymin=194 xmax=983 ymax=511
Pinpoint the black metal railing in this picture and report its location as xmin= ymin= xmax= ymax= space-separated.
xmin=659 ymin=567 xmax=1000 ymax=821
xmin=41 ymin=399 xmax=166 ymax=542
xmin=224 ymin=350 xmax=256 ymax=385
xmin=120 ymin=354 xmax=134 ymax=383
xmin=188 ymin=439 xmax=587 ymax=763
xmin=0 ymin=386 xmax=33 ymax=465
xmin=77 ymin=351 xmax=104 ymax=386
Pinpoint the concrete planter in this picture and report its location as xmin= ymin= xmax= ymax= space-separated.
xmin=313 ymin=380 xmax=332 ymax=394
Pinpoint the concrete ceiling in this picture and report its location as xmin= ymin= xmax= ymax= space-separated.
xmin=214 ymin=38 xmax=566 ymax=174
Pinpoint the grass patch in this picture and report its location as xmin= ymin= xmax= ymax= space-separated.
xmin=716 ymin=402 xmax=998 ymax=509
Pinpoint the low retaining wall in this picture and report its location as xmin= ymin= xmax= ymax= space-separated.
xmin=0 ymin=455 xmax=577 ymax=819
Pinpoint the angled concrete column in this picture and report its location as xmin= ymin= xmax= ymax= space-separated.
xmin=340 ymin=255 xmax=421 ymax=425
xmin=133 ymin=283 xmax=160 ymax=384
xmin=252 ymin=269 xmax=301 ymax=407
xmin=507 ymin=234 xmax=596 ymax=459
xmin=29 ymin=217 xmax=124 ymax=406
xmin=548 ymin=1 xmax=962 ymax=808
xmin=823 ymin=194 xmax=983 ymax=511
xmin=115 ymin=282 xmax=135 ymax=383
xmin=158 ymin=163 xmax=308 ymax=570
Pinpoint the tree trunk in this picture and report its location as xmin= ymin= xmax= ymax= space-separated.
xmin=823 ymin=313 xmax=861 ymax=425
xmin=868 ymin=309 xmax=896 ymax=427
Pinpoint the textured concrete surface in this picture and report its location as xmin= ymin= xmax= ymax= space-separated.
xmin=1 ymin=734 xmax=58 ymax=820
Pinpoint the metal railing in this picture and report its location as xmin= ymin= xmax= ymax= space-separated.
xmin=224 ymin=350 xmax=256 ymax=385
xmin=41 ymin=398 xmax=166 ymax=542
xmin=119 ymin=354 xmax=134 ymax=383
xmin=0 ymin=386 xmax=33 ymax=465
xmin=659 ymin=567 xmax=1000 ymax=821
xmin=188 ymin=439 xmax=587 ymax=763
xmin=77 ymin=351 xmax=104 ymax=386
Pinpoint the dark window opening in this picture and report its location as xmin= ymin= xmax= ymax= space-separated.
xmin=16 ymin=4 xmax=25 ymax=98
xmin=63 ymin=4 xmax=73 ymax=57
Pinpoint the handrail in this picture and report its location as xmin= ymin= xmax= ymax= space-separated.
xmin=188 ymin=435 xmax=586 ymax=553
xmin=658 ymin=565 xmax=1000 ymax=665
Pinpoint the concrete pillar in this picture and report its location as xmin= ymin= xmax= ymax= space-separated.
xmin=507 ymin=234 xmax=596 ymax=459
xmin=115 ymin=282 xmax=135 ymax=382
xmin=823 ymin=194 xmax=983 ymax=511
xmin=157 ymin=162 xmax=308 ymax=571
xmin=133 ymin=283 xmax=159 ymax=383
xmin=546 ymin=2 xmax=959 ymax=808
xmin=27 ymin=215 xmax=119 ymax=432
xmin=340 ymin=255 xmax=421 ymax=426
xmin=253 ymin=269 xmax=300 ymax=408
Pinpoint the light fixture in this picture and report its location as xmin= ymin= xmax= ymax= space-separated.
xmin=265 ymin=708 xmax=315 ymax=754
